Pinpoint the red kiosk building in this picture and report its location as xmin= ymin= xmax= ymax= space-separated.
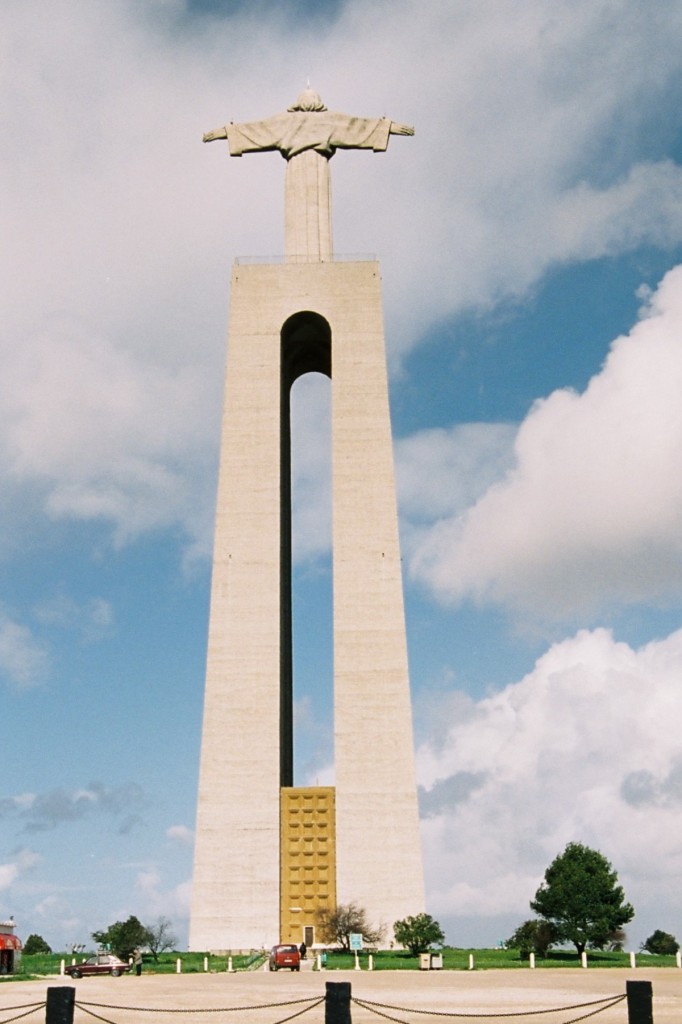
xmin=0 ymin=920 xmax=22 ymax=974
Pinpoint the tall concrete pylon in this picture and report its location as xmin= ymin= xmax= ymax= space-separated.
xmin=190 ymin=90 xmax=424 ymax=952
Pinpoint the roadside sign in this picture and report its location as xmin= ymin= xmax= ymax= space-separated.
xmin=349 ymin=933 xmax=363 ymax=951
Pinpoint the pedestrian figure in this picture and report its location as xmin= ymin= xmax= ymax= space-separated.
xmin=133 ymin=948 xmax=142 ymax=976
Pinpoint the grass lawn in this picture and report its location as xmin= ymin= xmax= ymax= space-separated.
xmin=9 ymin=951 xmax=263 ymax=980
xmin=7 ymin=947 xmax=679 ymax=980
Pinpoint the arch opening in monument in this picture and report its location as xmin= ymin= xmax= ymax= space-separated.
xmin=289 ymin=373 xmax=333 ymax=784
xmin=280 ymin=312 xmax=336 ymax=946
xmin=280 ymin=311 xmax=332 ymax=788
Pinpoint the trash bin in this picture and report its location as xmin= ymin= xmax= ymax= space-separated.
xmin=419 ymin=953 xmax=431 ymax=970
xmin=430 ymin=953 xmax=443 ymax=970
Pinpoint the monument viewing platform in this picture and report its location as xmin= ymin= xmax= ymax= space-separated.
xmin=233 ymin=252 xmax=376 ymax=265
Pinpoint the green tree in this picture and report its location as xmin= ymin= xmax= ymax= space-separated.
xmin=393 ymin=913 xmax=445 ymax=955
xmin=92 ymin=915 xmax=148 ymax=960
xmin=506 ymin=919 xmax=556 ymax=958
xmin=144 ymin=917 xmax=177 ymax=961
xmin=530 ymin=842 xmax=634 ymax=956
xmin=641 ymin=929 xmax=679 ymax=955
xmin=316 ymin=902 xmax=384 ymax=951
xmin=23 ymin=934 xmax=52 ymax=955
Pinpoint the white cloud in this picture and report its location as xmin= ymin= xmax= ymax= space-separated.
xmin=396 ymin=423 xmax=517 ymax=555
xmin=0 ymin=612 xmax=50 ymax=689
xmin=3 ymin=316 xmax=217 ymax=551
xmin=0 ymin=782 xmax=147 ymax=833
xmin=33 ymin=594 xmax=114 ymax=642
xmin=166 ymin=825 xmax=194 ymax=847
xmin=134 ymin=868 xmax=191 ymax=922
xmin=417 ymin=626 xmax=682 ymax=943
xmin=411 ymin=265 xmax=682 ymax=618
xmin=295 ymin=695 xmax=335 ymax=785
xmin=290 ymin=374 xmax=332 ymax=562
xmin=0 ymin=849 xmax=41 ymax=893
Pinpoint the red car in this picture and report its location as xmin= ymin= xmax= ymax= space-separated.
xmin=64 ymin=953 xmax=131 ymax=978
xmin=268 ymin=944 xmax=301 ymax=971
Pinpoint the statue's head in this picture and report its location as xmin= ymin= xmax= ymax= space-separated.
xmin=288 ymin=87 xmax=327 ymax=112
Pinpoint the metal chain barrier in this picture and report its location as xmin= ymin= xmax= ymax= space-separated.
xmin=76 ymin=996 xmax=320 ymax=1013
xmin=0 ymin=1002 xmax=46 ymax=1024
xmin=270 ymin=996 xmax=325 ymax=1024
xmin=351 ymin=993 xmax=627 ymax=1024
xmin=74 ymin=994 xmax=325 ymax=1024
xmin=73 ymin=1003 xmax=119 ymax=1024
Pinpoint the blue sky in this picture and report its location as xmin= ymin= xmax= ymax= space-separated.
xmin=3 ymin=0 xmax=682 ymax=953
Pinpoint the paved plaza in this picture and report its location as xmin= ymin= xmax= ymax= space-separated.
xmin=3 ymin=967 xmax=682 ymax=1023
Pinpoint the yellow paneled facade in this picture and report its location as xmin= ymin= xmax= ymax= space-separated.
xmin=280 ymin=787 xmax=336 ymax=945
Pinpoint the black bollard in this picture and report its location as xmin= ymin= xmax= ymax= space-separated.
xmin=325 ymin=981 xmax=352 ymax=1024
xmin=45 ymin=987 xmax=75 ymax=1024
xmin=626 ymin=980 xmax=653 ymax=1024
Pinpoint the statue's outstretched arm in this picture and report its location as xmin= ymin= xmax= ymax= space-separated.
xmin=203 ymin=126 xmax=229 ymax=143
xmin=389 ymin=122 xmax=415 ymax=136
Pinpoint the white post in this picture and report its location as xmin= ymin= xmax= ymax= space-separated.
xmin=630 ymin=951 xmax=636 ymax=969
xmin=368 ymin=954 xmax=373 ymax=971
xmin=176 ymin=958 xmax=182 ymax=973
xmin=228 ymin=956 xmax=234 ymax=973
xmin=677 ymin=950 xmax=681 ymax=969
xmin=60 ymin=959 xmax=65 ymax=976
xmin=354 ymin=952 xmax=361 ymax=970
xmin=468 ymin=953 xmax=474 ymax=970
xmin=581 ymin=951 xmax=587 ymax=968
xmin=204 ymin=956 xmax=208 ymax=972
xmin=529 ymin=952 xmax=535 ymax=969
xmin=316 ymin=954 xmax=321 ymax=971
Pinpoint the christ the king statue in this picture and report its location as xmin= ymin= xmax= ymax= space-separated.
xmin=203 ymin=87 xmax=414 ymax=261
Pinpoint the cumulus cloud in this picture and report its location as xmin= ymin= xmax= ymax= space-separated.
xmin=1 ymin=782 xmax=147 ymax=833
xmin=0 ymin=849 xmax=41 ymax=893
xmin=290 ymin=374 xmax=332 ymax=562
xmin=410 ymin=265 xmax=682 ymax=619
xmin=417 ymin=626 xmax=682 ymax=941
xmin=33 ymin=893 xmax=81 ymax=941
xmin=395 ymin=423 xmax=517 ymax=552
xmin=3 ymin=316 xmax=217 ymax=553
xmin=134 ymin=868 xmax=192 ymax=922
xmin=0 ymin=611 xmax=50 ymax=689
xmin=295 ymin=695 xmax=335 ymax=785
xmin=166 ymin=825 xmax=194 ymax=847
xmin=33 ymin=593 xmax=114 ymax=643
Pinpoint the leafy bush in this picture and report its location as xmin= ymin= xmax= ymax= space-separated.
xmin=641 ymin=929 xmax=679 ymax=955
xmin=92 ymin=915 xmax=148 ymax=959
xmin=506 ymin=919 xmax=556 ymax=958
xmin=394 ymin=913 xmax=445 ymax=955
xmin=22 ymin=934 xmax=52 ymax=955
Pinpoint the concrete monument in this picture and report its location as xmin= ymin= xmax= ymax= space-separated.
xmin=190 ymin=90 xmax=424 ymax=952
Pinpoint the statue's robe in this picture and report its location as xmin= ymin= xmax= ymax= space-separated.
xmin=225 ymin=112 xmax=393 ymax=159
xmin=223 ymin=112 xmax=393 ymax=262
